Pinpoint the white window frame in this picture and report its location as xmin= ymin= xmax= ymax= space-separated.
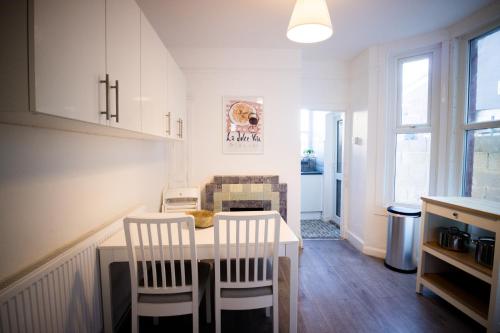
xmin=453 ymin=22 xmax=500 ymax=196
xmin=385 ymin=46 xmax=441 ymax=206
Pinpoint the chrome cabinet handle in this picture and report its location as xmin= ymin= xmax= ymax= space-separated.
xmin=110 ymin=80 xmax=119 ymax=123
xmin=165 ymin=112 xmax=171 ymax=135
xmin=100 ymin=74 xmax=110 ymax=120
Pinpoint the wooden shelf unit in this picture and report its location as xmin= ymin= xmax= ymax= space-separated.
xmin=423 ymin=241 xmax=492 ymax=283
xmin=417 ymin=197 xmax=500 ymax=333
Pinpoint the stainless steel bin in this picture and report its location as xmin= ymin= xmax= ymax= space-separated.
xmin=385 ymin=206 xmax=421 ymax=273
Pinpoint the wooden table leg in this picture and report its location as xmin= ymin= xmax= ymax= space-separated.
xmin=288 ymin=243 xmax=299 ymax=333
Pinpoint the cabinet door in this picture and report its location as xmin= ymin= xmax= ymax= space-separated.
xmin=34 ymin=0 xmax=106 ymax=123
xmin=106 ymin=0 xmax=141 ymax=131
xmin=166 ymin=51 xmax=187 ymax=140
xmin=0 ymin=0 xmax=30 ymax=112
xmin=140 ymin=12 xmax=167 ymax=137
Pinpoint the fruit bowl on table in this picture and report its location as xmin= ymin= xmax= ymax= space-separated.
xmin=186 ymin=210 xmax=214 ymax=228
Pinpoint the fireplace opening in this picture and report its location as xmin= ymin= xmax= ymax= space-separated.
xmin=230 ymin=207 xmax=264 ymax=212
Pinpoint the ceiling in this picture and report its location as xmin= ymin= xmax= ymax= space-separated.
xmin=137 ymin=0 xmax=493 ymax=60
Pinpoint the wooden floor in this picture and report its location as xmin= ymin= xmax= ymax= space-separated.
xmin=118 ymin=240 xmax=484 ymax=333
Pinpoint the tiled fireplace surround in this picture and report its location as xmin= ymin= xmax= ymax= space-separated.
xmin=203 ymin=176 xmax=287 ymax=221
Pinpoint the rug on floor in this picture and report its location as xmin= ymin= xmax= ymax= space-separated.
xmin=301 ymin=219 xmax=341 ymax=239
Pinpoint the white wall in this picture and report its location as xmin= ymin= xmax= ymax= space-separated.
xmin=345 ymin=2 xmax=500 ymax=258
xmin=346 ymin=50 xmax=370 ymax=249
xmin=301 ymin=57 xmax=349 ymax=111
xmin=0 ymin=124 xmax=167 ymax=281
xmin=171 ymin=48 xmax=302 ymax=239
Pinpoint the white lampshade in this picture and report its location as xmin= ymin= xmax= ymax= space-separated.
xmin=287 ymin=0 xmax=333 ymax=43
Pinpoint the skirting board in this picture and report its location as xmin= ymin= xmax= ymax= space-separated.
xmin=347 ymin=231 xmax=386 ymax=259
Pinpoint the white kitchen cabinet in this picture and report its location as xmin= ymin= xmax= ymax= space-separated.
xmin=1 ymin=0 xmax=185 ymax=140
xmin=140 ymin=12 xmax=168 ymax=137
xmin=34 ymin=0 xmax=106 ymax=124
xmin=105 ymin=0 xmax=141 ymax=132
xmin=166 ymin=50 xmax=187 ymax=140
xmin=301 ymin=174 xmax=324 ymax=213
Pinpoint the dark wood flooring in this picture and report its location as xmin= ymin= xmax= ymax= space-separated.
xmin=118 ymin=240 xmax=484 ymax=333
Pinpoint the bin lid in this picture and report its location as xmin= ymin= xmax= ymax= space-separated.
xmin=387 ymin=205 xmax=421 ymax=217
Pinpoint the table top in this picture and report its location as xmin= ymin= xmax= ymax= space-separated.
xmin=99 ymin=211 xmax=299 ymax=250
xmin=421 ymin=196 xmax=500 ymax=220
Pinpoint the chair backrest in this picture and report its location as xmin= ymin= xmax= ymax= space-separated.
xmin=213 ymin=211 xmax=281 ymax=289
xmin=162 ymin=187 xmax=200 ymax=212
xmin=123 ymin=214 xmax=198 ymax=299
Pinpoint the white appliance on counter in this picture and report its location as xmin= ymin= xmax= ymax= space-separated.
xmin=161 ymin=187 xmax=200 ymax=212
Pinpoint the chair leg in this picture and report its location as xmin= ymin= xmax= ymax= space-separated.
xmin=273 ymin=294 xmax=279 ymax=333
xmin=205 ymin=280 xmax=212 ymax=323
xmin=193 ymin=307 xmax=199 ymax=333
xmin=215 ymin=296 xmax=221 ymax=333
xmin=131 ymin=302 xmax=138 ymax=333
xmin=266 ymin=307 xmax=271 ymax=317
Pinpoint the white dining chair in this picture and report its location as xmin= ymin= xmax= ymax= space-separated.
xmin=213 ymin=211 xmax=281 ymax=333
xmin=124 ymin=214 xmax=211 ymax=333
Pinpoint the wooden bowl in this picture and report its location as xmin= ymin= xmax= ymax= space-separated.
xmin=186 ymin=210 xmax=214 ymax=228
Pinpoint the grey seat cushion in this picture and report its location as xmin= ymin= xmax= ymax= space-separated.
xmin=221 ymin=286 xmax=273 ymax=298
xmin=138 ymin=261 xmax=211 ymax=304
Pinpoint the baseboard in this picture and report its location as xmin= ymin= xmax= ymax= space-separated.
xmin=301 ymin=212 xmax=322 ymax=220
xmin=363 ymin=246 xmax=386 ymax=259
xmin=346 ymin=230 xmax=364 ymax=252
xmin=347 ymin=231 xmax=386 ymax=259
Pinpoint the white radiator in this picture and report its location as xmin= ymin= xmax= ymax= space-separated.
xmin=0 ymin=207 xmax=142 ymax=333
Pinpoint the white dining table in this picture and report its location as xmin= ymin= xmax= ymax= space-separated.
xmin=98 ymin=212 xmax=299 ymax=333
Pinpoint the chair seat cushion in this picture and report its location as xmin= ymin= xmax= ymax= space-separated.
xmin=138 ymin=261 xmax=211 ymax=304
xmin=221 ymin=286 xmax=273 ymax=298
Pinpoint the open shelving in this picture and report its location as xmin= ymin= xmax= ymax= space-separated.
xmin=417 ymin=196 xmax=500 ymax=333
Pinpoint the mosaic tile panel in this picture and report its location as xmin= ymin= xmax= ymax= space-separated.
xmin=204 ymin=175 xmax=287 ymax=221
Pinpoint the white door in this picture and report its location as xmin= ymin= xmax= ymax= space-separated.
xmin=332 ymin=117 xmax=344 ymax=224
xmin=106 ymin=0 xmax=141 ymax=131
xmin=34 ymin=0 xmax=106 ymax=124
xmin=140 ymin=12 xmax=167 ymax=137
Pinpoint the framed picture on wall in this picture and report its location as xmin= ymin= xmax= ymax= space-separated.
xmin=222 ymin=96 xmax=264 ymax=154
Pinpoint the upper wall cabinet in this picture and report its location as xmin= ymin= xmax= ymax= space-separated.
xmin=34 ymin=0 xmax=106 ymax=124
xmin=140 ymin=12 xmax=168 ymax=137
xmin=167 ymin=50 xmax=187 ymax=140
xmin=0 ymin=0 xmax=185 ymax=139
xmin=105 ymin=0 xmax=142 ymax=132
xmin=0 ymin=1 xmax=30 ymax=112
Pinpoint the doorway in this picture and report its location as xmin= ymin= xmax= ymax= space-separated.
xmin=300 ymin=109 xmax=345 ymax=239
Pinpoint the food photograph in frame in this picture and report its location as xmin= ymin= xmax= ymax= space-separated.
xmin=222 ymin=96 xmax=264 ymax=154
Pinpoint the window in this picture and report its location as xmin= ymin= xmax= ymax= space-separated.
xmin=463 ymin=27 xmax=500 ymax=201
xmin=300 ymin=109 xmax=328 ymax=157
xmin=392 ymin=53 xmax=436 ymax=205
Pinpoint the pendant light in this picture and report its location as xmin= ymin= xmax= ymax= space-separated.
xmin=287 ymin=0 xmax=333 ymax=43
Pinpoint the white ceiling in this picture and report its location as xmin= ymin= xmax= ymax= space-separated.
xmin=137 ymin=0 xmax=493 ymax=60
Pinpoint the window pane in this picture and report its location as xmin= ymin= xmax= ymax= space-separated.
xmin=336 ymin=119 xmax=343 ymax=173
xmin=300 ymin=132 xmax=309 ymax=155
xmin=394 ymin=133 xmax=431 ymax=204
xmin=463 ymin=128 xmax=500 ymax=201
xmin=400 ymin=57 xmax=430 ymax=125
xmin=335 ymin=179 xmax=342 ymax=217
xmin=300 ymin=109 xmax=310 ymax=132
xmin=468 ymin=28 xmax=500 ymax=123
